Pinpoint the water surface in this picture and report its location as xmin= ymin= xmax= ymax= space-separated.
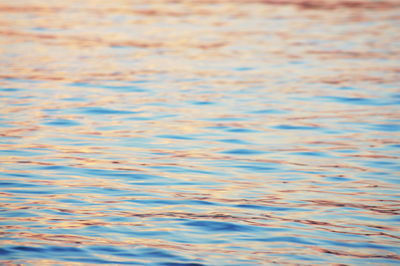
xmin=1 ymin=0 xmax=400 ymax=265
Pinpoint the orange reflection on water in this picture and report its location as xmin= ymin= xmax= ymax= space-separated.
xmin=1 ymin=0 xmax=400 ymax=264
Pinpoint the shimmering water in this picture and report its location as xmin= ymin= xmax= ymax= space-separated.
xmin=1 ymin=0 xmax=400 ymax=265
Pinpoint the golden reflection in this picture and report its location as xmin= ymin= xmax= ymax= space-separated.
xmin=1 ymin=0 xmax=400 ymax=264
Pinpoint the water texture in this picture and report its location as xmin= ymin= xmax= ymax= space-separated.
xmin=1 ymin=0 xmax=399 ymax=265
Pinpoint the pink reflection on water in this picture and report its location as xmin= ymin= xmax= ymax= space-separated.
xmin=1 ymin=0 xmax=400 ymax=264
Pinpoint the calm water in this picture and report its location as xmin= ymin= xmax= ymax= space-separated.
xmin=1 ymin=0 xmax=400 ymax=265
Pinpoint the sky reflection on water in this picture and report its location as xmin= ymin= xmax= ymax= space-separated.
xmin=1 ymin=0 xmax=400 ymax=265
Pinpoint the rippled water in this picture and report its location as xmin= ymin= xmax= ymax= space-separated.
xmin=1 ymin=0 xmax=400 ymax=265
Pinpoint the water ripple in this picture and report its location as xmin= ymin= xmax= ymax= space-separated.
xmin=1 ymin=0 xmax=399 ymax=265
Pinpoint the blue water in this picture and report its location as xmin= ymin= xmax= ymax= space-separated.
xmin=1 ymin=0 xmax=400 ymax=265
